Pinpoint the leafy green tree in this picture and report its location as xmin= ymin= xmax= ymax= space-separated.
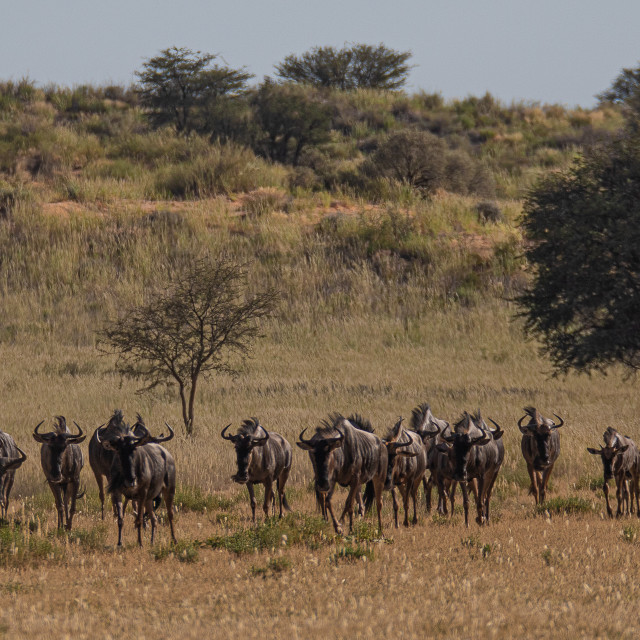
xmin=250 ymin=80 xmax=332 ymax=165
xmin=597 ymin=63 xmax=640 ymax=119
xmin=518 ymin=134 xmax=640 ymax=374
xmin=275 ymin=43 xmax=412 ymax=90
xmin=100 ymin=257 xmax=278 ymax=435
xmin=135 ymin=46 xmax=252 ymax=135
xmin=368 ymin=130 xmax=447 ymax=192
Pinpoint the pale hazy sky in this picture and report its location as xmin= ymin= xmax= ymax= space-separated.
xmin=2 ymin=0 xmax=639 ymax=107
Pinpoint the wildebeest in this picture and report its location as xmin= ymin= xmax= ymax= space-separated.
xmin=221 ymin=417 xmax=292 ymax=522
xmin=435 ymin=411 xmax=504 ymax=527
xmin=88 ymin=409 xmax=150 ymax=519
xmin=381 ymin=417 xmax=427 ymax=527
xmin=99 ymin=422 xmax=176 ymax=546
xmin=297 ymin=413 xmax=387 ymax=534
xmin=33 ymin=416 xmax=86 ymax=530
xmin=518 ymin=406 xmax=564 ymax=505
xmin=587 ymin=427 xmax=640 ymax=518
xmin=408 ymin=403 xmax=449 ymax=514
xmin=0 ymin=429 xmax=27 ymax=520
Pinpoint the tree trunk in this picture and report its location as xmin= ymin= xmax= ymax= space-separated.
xmin=187 ymin=375 xmax=198 ymax=437
xmin=178 ymin=383 xmax=191 ymax=436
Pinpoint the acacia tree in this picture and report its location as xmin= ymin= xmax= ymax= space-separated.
xmin=135 ymin=46 xmax=252 ymax=135
xmin=597 ymin=63 xmax=640 ymax=121
xmin=518 ymin=134 xmax=640 ymax=374
xmin=250 ymin=79 xmax=332 ymax=165
xmin=275 ymin=43 xmax=412 ymax=90
xmin=101 ymin=257 xmax=278 ymax=435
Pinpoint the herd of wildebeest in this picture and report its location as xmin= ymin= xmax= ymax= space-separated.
xmin=0 ymin=404 xmax=639 ymax=547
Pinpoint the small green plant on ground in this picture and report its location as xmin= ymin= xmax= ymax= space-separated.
xmin=331 ymin=543 xmax=374 ymax=563
xmin=250 ymin=556 xmax=292 ymax=578
xmin=622 ymin=525 xmax=637 ymax=544
xmin=152 ymin=539 xmax=199 ymax=563
xmin=206 ymin=513 xmax=332 ymax=555
xmin=535 ymin=497 xmax=593 ymax=516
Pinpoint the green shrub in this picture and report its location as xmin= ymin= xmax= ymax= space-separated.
xmin=331 ymin=543 xmax=374 ymax=563
xmin=535 ymin=497 xmax=593 ymax=516
xmin=152 ymin=539 xmax=199 ymax=563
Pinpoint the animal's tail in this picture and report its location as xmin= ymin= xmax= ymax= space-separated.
xmin=528 ymin=485 xmax=535 ymax=496
xmin=282 ymin=493 xmax=292 ymax=512
xmin=76 ymin=484 xmax=86 ymax=500
xmin=363 ymin=481 xmax=375 ymax=514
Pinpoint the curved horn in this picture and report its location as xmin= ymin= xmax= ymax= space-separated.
xmin=252 ymin=425 xmax=269 ymax=444
xmin=396 ymin=434 xmax=414 ymax=449
xmin=443 ymin=432 xmax=457 ymax=443
xmin=32 ymin=420 xmax=53 ymax=443
xmin=132 ymin=423 xmax=151 ymax=447
xmin=68 ymin=421 xmax=85 ymax=442
xmin=552 ymin=413 xmax=564 ymax=429
xmin=221 ymin=424 xmax=234 ymax=441
xmin=153 ymin=422 xmax=175 ymax=443
xmin=15 ymin=446 xmax=27 ymax=463
xmin=298 ymin=427 xmax=314 ymax=445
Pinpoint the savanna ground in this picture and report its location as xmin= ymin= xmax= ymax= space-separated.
xmin=2 ymin=306 xmax=640 ymax=640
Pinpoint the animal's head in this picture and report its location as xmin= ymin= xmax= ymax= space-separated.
xmin=33 ymin=417 xmax=85 ymax=483
xmin=436 ymin=412 xmax=490 ymax=482
xmin=518 ymin=407 xmax=563 ymax=470
xmin=382 ymin=417 xmax=417 ymax=490
xmin=99 ymin=422 xmax=173 ymax=489
xmin=222 ymin=418 xmax=269 ymax=484
xmin=587 ymin=428 xmax=628 ymax=480
xmin=297 ymin=414 xmax=345 ymax=493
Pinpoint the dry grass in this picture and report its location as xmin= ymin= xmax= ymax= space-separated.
xmin=1 ymin=304 xmax=640 ymax=638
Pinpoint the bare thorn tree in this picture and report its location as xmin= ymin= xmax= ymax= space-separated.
xmin=100 ymin=257 xmax=278 ymax=435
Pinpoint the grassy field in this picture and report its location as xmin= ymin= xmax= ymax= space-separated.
xmin=2 ymin=304 xmax=640 ymax=639
xmin=1 ymin=81 xmax=637 ymax=638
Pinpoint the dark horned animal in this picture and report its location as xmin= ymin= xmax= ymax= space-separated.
xmin=518 ymin=406 xmax=563 ymax=504
xmin=33 ymin=416 xmax=85 ymax=530
xmin=408 ymin=403 xmax=449 ymax=514
xmin=297 ymin=413 xmax=387 ymax=535
xmin=221 ymin=418 xmax=292 ymax=522
xmin=88 ymin=410 xmax=152 ymax=519
xmin=0 ymin=429 xmax=27 ymax=520
xmin=435 ymin=411 xmax=504 ymax=527
xmin=588 ymin=427 xmax=640 ymax=518
xmin=381 ymin=417 xmax=427 ymax=527
xmin=100 ymin=422 xmax=176 ymax=546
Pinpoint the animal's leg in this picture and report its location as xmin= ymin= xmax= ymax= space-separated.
xmin=526 ymin=463 xmax=540 ymax=504
xmin=147 ymin=501 xmax=157 ymax=544
xmin=247 ymin=483 xmax=257 ymax=523
xmin=449 ymin=481 xmax=457 ymax=517
xmin=66 ymin=481 xmax=79 ymax=531
xmin=540 ymin=465 xmax=554 ymax=504
xmin=135 ymin=499 xmax=144 ymax=546
xmin=401 ymin=483 xmax=411 ymax=527
xmin=423 ymin=476 xmax=433 ymax=514
xmin=262 ymin=479 xmax=274 ymax=520
xmin=461 ymin=481 xmax=470 ymax=528
xmin=277 ymin=468 xmax=291 ymax=518
xmin=474 ymin=477 xmax=485 ymax=526
xmin=162 ymin=486 xmax=177 ymax=544
xmin=411 ymin=477 xmax=421 ymax=525
xmin=115 ymin=496 xmax=125 ymax=547
xmin=391 ymin=487 xmax=399 ymax=528
xmin=50 ymin=483 xmax=64 ymax=530
xmin=339 ymin=482 xmax=361 ymax=533
xmin=324 ymin=493 xmax=342 ymax=535
xmin=603 ymin=479 xmax=613 ymax=518
xmin=484 ymin=471 xmax=499 ymax=524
